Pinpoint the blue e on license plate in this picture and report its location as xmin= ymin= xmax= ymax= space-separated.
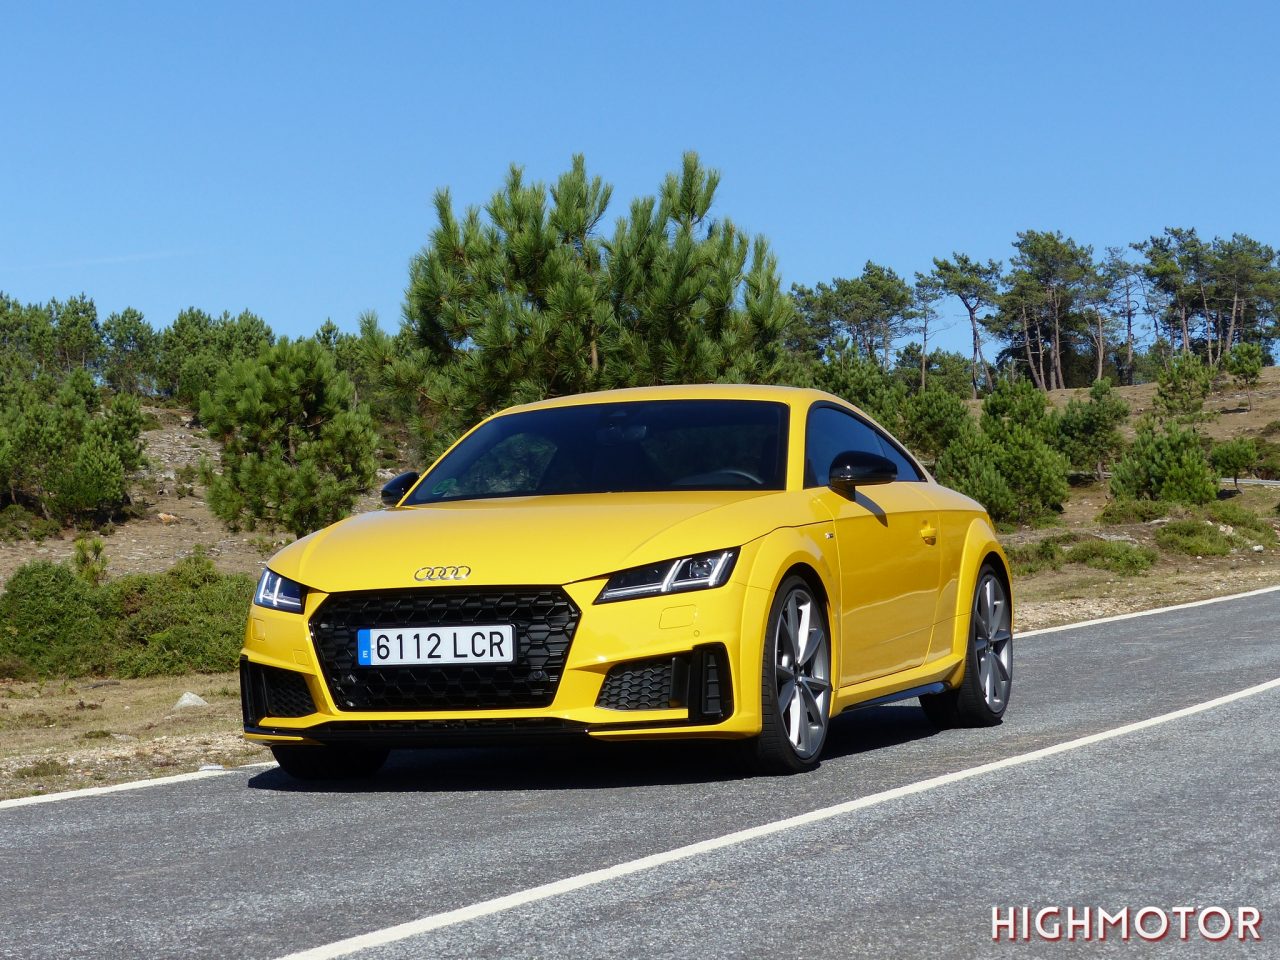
xmin=356 ymin=625 xmax=516 ymax=666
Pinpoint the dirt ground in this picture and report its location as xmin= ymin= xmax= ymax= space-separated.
xmin=3 ymin=382 xmax=1280 ymax=801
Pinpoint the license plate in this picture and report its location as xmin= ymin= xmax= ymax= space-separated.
xmin=356 ymin=625 xmax=516 ymax=666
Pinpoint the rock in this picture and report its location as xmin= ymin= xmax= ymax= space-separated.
xmin=157 ymin=512 xmax=180 ymax=525
xmin=1253 ymin=545 xmax=1265 ymax=553
xmin=173 ymin=692 xmax=209 ymax=710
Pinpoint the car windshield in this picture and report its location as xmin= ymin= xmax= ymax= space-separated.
xmin=404 ymin=399 xmax=789 ymax=504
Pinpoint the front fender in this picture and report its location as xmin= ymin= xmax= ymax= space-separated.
xmin=937 ymin=517 xmax=1011 ymax=684
xmin=735 ymin=522 xmax=839 ymax=731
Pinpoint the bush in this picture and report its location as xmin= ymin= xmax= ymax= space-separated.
xmin=1098 ymin=499 xmax=1175 ymax=525
xmin=1224 ymin=343 xmax=1263 ymax=408
xmin=1063 ymin=540 xmax=1158 ymax=575
xmin=1202 ymin=500 xmax=1278 ymax=546
xmin=1155 ymin=519 xmax=1233 ymax=557
xmin=1210 ymin=437 xmax=1257 ymax=487
xmin=1004 ymin=536 xmax=1073 ymax=576
xmin=897 ymin=388 xmax=972 ymax=463
xmin=0 ymin=504 xmax=61 ymax=542
xmin=935 ymin=424 xmax=1015 ymax=521
xmin=1053 ymin=380 xmax=1129 ymax=479
xmin=0 ymin=552 xmax=254 ymax=679
xmin=1110 ymin=419 xmax=1216 ymax=505
xmin=108 ymin=551 xmax=254 ymax=678
xmin=0 ymin=561 xmax=115 ymax=677
xmin=1154 ymin=353 xmax=1212 ymax=421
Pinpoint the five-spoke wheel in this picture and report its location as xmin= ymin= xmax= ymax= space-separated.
xmin=921 ymin=563 xmax=1012 ymax=727
xmin=747 ymin=576 xmax=833 ymax=773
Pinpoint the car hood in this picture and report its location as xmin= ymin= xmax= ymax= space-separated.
xmin=268 ymin=491 xmax=803 ymax=593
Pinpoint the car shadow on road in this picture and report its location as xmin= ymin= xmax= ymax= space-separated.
xmin=245 ymin=702 xmax=942 ymax=795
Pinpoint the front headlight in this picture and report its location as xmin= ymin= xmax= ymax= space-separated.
xmin=596 ymin=549 xmax=739 ymax=603
xmin=254 ymin=569 xmax=306 ymax=613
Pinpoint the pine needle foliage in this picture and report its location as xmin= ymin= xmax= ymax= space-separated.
xmin=403 ymin=153 xmax=795 ymax=457
xmin=200 ymin=339 xmax=378 ymax=538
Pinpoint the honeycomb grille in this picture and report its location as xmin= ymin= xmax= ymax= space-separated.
xmin=241 ymin=660 xmax=316 ymax=723
xmin=310 ymin=587 xmax=579 ymax=711
xmin=597 ymin=657 xmax=676 ymax=710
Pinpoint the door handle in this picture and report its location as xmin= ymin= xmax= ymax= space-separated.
xmin=920 ymin=523 xmax=938 ymax=544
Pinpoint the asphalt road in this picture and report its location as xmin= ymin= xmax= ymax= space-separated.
xmin=2 ymin=591 xmax=1278 ymax=959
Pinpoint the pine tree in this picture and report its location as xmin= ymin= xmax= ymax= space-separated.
xmin=402 ymin=153 xmax=795 ymax=457
xmin=200 ymin=339 xmax=378 ymax=538
xmin=1054 ymin=379 xmax=1129 ymax=479
xmin=1110 ymin=419 xmax=1216 ymax=504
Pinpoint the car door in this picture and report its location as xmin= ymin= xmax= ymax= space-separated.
xmin=805 ymin=404 xmax=941 ymax=686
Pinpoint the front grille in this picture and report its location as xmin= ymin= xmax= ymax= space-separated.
xmin=310 ymin=588 xmax=580 ymax=711
xmin=597 ymin=656 xmax=678 ymax=710
xmin=241 ymin=660 xmax=316 ymax=724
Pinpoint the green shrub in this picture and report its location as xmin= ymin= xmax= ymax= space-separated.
xmin=0 ymin=561 xmax=115 ymax=677
xmin=1005 ymin=537 xmax=1070 ymax=576
xmin=1063 ymin=539 xmax=1158 ymax=575
xmin=0 ymin=552 xmax=255 ymax=679
xmin=1098 ymin=499 xmax=1175 ymax=525
xmin=1053 ymin=379 xmax=1129 ymax=479
xmin=897 ymin=387 xmax=972 ymax=463
xmin=1155 ymin=519 xmax=1233 ymax=557
xmin=1210 ymin=437 xmax=1257 ymax=487
xmin=1202 ymin=501 xmax=1278 ymax=546
xmin=935 ymin=425 xmax=1016 ymax=521
xmin=107 ymin=552 xmax=255 ymax=678
xmin=0 ymin=504 xmax=62 ymax=542
xmin=1154 ymin=353 xmax=1212 ymax=421
xmin=1110 ymin=419 xmax=1216 ymax=505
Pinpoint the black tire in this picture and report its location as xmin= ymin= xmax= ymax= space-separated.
xmin=270 ymin=744 xmax=389 ymax=781
xmin=921 ymin=563 xmax=1012 ymax=728
xmin=743 ymin=575 xmax=833 ymax=775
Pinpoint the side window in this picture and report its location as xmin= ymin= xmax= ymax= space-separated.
xmin=804 ymin=405 xmax=923 ymax=486
xmin=875 ymin=434 xmax=924 ymax=482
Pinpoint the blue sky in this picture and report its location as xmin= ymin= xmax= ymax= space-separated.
xmin=3 ymin=1 xmax=1278 ymax=353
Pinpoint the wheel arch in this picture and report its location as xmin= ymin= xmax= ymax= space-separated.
xmin=942 ymin=517 xmax=1013 ymax=675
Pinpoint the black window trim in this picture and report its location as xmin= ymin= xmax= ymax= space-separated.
xmin=803 ymin=400 xmax=927 ymax=487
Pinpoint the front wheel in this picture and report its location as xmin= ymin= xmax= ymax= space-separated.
xmin=270 ymin=744 xmax=389 ymax=781
xmin=921 ymin=564 xmax=1012 ymax=728
xmin=744 ymin=576 xmax=833 ymax=774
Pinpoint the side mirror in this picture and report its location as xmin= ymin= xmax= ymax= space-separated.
xmin=828 ymin=451 xmax=896 ymax=498
xmin=380 ymin=470 xmax=420 ymax=507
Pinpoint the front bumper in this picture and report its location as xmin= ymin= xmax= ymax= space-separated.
xmin=240 ymin=576 xmax=765 ymax=747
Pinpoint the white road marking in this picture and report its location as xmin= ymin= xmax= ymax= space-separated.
xmin=270 ymin=675 xmax=1280 ymax=960
xmin=0 ymin=761 xmax=277 ymax=811
xmin=1017 ymin=583 xmax=1280 ymax=638
xmin=3 ymin=582 xmax=1278 ymax=811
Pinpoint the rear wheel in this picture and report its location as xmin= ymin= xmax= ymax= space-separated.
xmin=745 ymin=576 xmax=833 ymax=774
xmin=270 ymin=744 xmax=389 ymax=781
xmin=921 ymin=564 xmax=1012 ymax=728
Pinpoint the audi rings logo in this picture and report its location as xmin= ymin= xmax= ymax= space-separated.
xmin=413 ymin=565 xmax=472 ymax=582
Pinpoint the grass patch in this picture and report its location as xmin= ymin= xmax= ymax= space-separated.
xmin=14 ymin=759 xmax=68 ymax=779
xmin=81 ymin=729 xmax=112 ymax=740
xmin=1063 ymin=540 xmax=1158 ymax=575
xmin=1098 ymin=499 xmax=1176 ymax=525
xmin=1005 ymin=534 xmax=1079 ymax=576
xmin=1155 ymin=520 xmax=1234 ymax=557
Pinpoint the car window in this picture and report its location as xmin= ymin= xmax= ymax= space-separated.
xmin=406 ymin=400 xmax=789 ymax=503
xmin=804 ymin=405 xmax=923 ymax=487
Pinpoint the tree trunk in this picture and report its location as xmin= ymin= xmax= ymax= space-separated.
xmin=1021 ymin=307 xmax=1045 ymax=391
xmin=920 ymin=322 xmax=928 ymax=391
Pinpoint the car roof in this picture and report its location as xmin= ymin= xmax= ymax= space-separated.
xmin=501 ymin=383 xmax=848 ymax=415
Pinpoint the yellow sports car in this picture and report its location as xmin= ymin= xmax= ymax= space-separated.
xmin=240 ymin=384 xmax=1012 ymax=778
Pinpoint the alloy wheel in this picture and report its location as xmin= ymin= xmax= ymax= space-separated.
xmin=972 ymin=572 xmax=1012 ymax=711
xmin=774 ymin=587 xmax=832 ymax=759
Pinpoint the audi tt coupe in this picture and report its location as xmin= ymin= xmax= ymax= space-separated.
xmin=240 ymin=384 xmax=1013 ymax=779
